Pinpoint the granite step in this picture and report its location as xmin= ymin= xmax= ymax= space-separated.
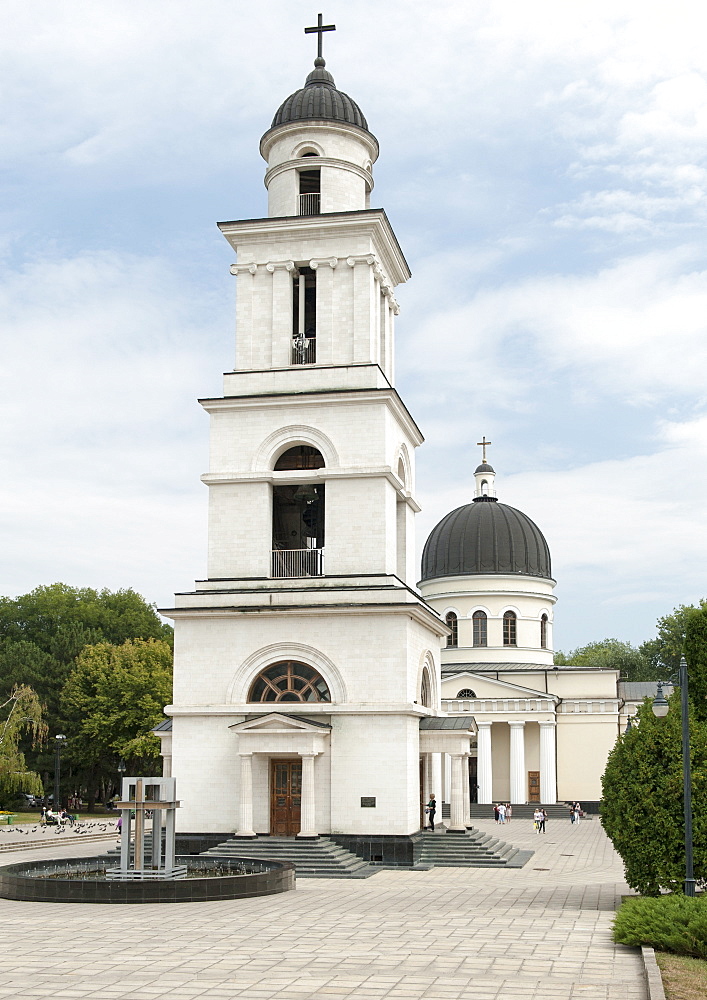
xmin=203 ymin=835 xmax=377 ymax=878
xmin=418 ymin=828 xmax=532 ymax=868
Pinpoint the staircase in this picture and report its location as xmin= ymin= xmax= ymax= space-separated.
xmin=469 ymin=803 xmax=573 ymax=820
xmin=417 ymin=829 xmax=532 ymax=868
xmin=202 ymin=836 xmax=376 ymax=879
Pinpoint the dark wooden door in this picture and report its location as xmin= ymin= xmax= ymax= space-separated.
xmin=270 ymin=760 xmax=302 ymax=836
xmin=528 ymin=771 xmax=540 ymax=802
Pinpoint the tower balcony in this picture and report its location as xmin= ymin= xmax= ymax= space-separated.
xmin=271 ymin=548 xmax=324 ymax=578
xmin=299 ymin=192 xmax=321 ymax=216
xmin=291 ymin=337 xmax=316 ymax=365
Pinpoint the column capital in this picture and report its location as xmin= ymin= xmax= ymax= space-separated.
xmin=508 ymin=720 xmax=526 ymax=729
xmin=230 ymin=263 xmax=257 ymax=275
xmin=476 ymin=720 xmax=493 ymax=730
xmin=298 ymin=751 xmax=318 ymax=759
xmin=346 ymin=254 xmax=375 ymax=267
xmin=309 ymin=257 xmax=338 ymax=270
xmin=266 ymin=260 xmax=295 ymax=272
xmin=539 ymin=720 xmax=557 ymax=729
xmin=238 ymin=752 xmax=254 ymax=759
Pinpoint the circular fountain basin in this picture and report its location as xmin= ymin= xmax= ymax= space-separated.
xmin=0 ymin=854 xmax=295 ymax=903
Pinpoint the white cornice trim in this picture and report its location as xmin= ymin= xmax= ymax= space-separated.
xmin=199 ymin=387 xmax=424 ymax=447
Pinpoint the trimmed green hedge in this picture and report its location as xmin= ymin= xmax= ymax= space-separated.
xmin=614 ymin=895 xmax=707 ymax=959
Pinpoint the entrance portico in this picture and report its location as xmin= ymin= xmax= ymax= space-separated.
xmin=229 ymin=714 xmax=330 ymax=838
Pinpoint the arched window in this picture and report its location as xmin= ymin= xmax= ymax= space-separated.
xmin=274 ymin=446 xmax=325 ymax=470
xmin=457 ymin=688 xmax=476 ymax=698
xmin=540 ymin=614 xmax=548 ymax=649
xmin=445 ymin=612 xmax=458 ymax=648
xmin=248 ymin=661 xmax=331 ymax=703
xmin=503 ymin=611 xmax=517 ymax=647
xmin=472 ymin=611 xmax=487 ymax=647
xmin=420 ymin=666 xmax=433 ymax=708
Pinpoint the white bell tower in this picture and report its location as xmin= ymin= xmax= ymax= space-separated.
xmin=164 ymin=23 xmax=454 ymax=846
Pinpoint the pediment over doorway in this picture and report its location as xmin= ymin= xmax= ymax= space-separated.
xmin=229 ymin=713 xmax=331 ymax=755
xmin=229 ymin=713 xmax=332 ymax=735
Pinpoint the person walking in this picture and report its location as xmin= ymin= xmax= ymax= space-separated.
xmin=505 ymin=803 xmax=512 ymax=823
xmin=533 ymin=806 xmax=543 ymax=833
xmin=540 ymin=808 xmax=548 ymax=834
xmin=573 ymin=802 xmax=582 ymax=824
xmin=493 ymin=804 xmax=499 ymax=823
xmin=498 ymin=803 xmax=506 ymax=824
xmin=425 ymin=793 xmax=437 ymax=832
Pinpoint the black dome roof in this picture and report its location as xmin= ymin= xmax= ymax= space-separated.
xmin=421 ymin=499 xmax=552 ymax=582
xmin=270 ymin=58 xmax=370 ymax=132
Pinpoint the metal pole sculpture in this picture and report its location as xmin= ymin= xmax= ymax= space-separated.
xmin=108 ymin=776 xmax=186 ymax=880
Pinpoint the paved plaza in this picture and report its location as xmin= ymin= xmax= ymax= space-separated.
xmin=0 ymin=816 xmax=644 ymax=1000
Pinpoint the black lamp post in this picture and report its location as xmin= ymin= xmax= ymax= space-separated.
xmin=117 ymin=759 xmax=126 ymax=800
xmin=53 ymin=735 xmax=66 ymax=809
xmin=652 ymin=656 xmax=695 ymax=897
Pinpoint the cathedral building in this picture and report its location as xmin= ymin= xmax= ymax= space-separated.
xmin=159 ymin=29 xmax=625 ymax=854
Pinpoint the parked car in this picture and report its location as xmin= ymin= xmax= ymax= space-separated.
xmin=19 ymin=793 xmax=43 ymax=808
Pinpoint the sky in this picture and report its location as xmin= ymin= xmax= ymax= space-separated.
xmin=1 ymin=0 xmax=706 ymax=651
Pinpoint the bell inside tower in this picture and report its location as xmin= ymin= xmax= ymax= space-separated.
xmin=271 ymin=447 xmax=325 ymax=577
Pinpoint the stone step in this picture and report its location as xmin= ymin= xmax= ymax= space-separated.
xmin=203 ymin=836 xmax=376 ymax=878
xmin=469 ymin=803 xmax=573 ymax=820
xmin=418 ymin=828 xmax=531 ymax=869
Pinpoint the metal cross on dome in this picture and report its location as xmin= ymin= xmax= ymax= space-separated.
xmin=476 ymin=436 xmax=492 ymax=464
xmin=305 ymin=13 xmax=336 ymax=59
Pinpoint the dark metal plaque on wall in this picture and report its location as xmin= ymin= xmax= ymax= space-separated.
xmin=360 ymin=797 xmax=376 ymax=808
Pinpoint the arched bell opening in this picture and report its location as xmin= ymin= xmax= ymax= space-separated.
xmin=272 ymin=447 xmax=325 ymax=578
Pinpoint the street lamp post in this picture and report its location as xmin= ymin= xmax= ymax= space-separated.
xmin=53 ymin=735 xmax=67 ymax=810
xmin=652 ymin=656 xmax=695 ymax=897
xmin=117 ymin=759 xmax=126 ymax=800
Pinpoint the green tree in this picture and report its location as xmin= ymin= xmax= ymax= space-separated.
xmin=0 ymin=685 xmax=46 ymax=802
xmin=640 ymin=600 xmax=707 ymax=678
xmin=0 ymin=583 xmax=172 ymax=652
xmin=61 ymin=638 xmax=173 ymax=808
xmin=554 ymin=638 xmax=655 ymax=681
xmin=684 ymin=607 xmax=707 ymax=723
xmin=601 ymin=694 xmax=707 ymax=895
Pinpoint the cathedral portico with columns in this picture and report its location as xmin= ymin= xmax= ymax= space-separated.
xmin=157 ymin=20 xmax=626 ymax=862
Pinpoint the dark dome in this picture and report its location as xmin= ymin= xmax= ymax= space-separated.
xmin=270 ymin=58 xmax=370 ymax=132
xmin=421 ymin=500 xmax=552 ymax=582
xmin=475 ymin=463 xmax=495 ymax=474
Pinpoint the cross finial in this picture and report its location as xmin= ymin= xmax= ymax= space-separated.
xmin=305 ymin=13 xmax=336 ymax=60
xmin=477 ymin=436 xmax=492 ymax=464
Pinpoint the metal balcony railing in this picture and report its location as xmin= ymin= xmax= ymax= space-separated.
xmin=291 ymin=337 xmax=316 ymax=365
xmin=271 ymin=548 xmax=324 ymax=578
xmin=299 ymin=192 xmax=321 ymax=216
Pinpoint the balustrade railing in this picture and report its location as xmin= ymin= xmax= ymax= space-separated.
xmin=271 ymin=548 xmax=324 ymax=578
xmin=291 ymin=337 xmax=316 ymax=365
xmin=299 ymin=192 xmax=321 ymax=216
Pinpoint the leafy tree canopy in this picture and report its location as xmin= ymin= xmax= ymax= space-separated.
xmin=684 ymin=606 xmax=707 ymax=723
xmin=0 ymin=685 xmax=46 ymax=798
xmin=61 ymin=638 xmax=173 ymax=782
xmin=0 ymin=583 xmax=172 ymax=654
xmin=554 ymin=638 xmax=655 ymax=681
xmin=640 ymin=599 xmax=707 ymax=677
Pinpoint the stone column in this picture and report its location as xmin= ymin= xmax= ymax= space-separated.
xmin=431 ymin=753 xmax=443 ymax=810
xmin=297 ymin=753 xmax=318 ymax=839
xmin=448 ymin=754 xmax=466 ymax=832
xmin=235 ymin=753 xmax=256 ymax=838
xmin=463 ymin=753 xmax=472 ymax=827
xmin=539 ymin=722 xmax=557 ymax=804
xmin=476 ymin=722 xmax=493 ymax=805
xmin=509 ymin=721 xmax=526 ymax=804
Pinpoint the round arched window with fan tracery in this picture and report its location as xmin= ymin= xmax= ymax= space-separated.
xmin=248 ymin=661 xmax=331 ymax=703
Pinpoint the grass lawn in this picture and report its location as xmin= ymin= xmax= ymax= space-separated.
xmin=657 ymin=952 xmax=707 ymax=999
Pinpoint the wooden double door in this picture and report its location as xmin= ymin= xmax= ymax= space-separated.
xmin=528 ymin=771 xmax=541 ymax=802
xmin=270 ymin=759 xmax=302 ymax=836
